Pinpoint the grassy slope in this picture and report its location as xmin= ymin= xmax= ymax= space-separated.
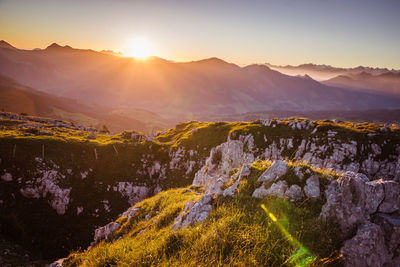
xmin=1 ymin=114 xmax=399 ymax=263
xmin=0 ymin=118 xmax=175 ymax=259
xmin=64 ymin=161 xmax=343 ymax=266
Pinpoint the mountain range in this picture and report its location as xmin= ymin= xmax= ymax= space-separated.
xmin=1 ymin=41 xmax=400 ymax=122
xmin=265 ymin=62 xmax=400 ymax=81
xmin=323 ymin=72 xmax=400 ymax=97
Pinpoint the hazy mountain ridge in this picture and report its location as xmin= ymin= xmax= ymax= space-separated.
xmin=323 ymin=71 xmax=400 ymax=97
xmin=266 ymin=62 xmax=400 ymax=81
xmin=0 ymin=74 xmax=172 ymax=134
xmin=1 ymin=41 xmax=400 ymax=123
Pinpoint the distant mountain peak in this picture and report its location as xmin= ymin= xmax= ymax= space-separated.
xmin=265 ymin=61 xmax=399 ymax=74
xmin=100 ymin=50 xmax=123 ymax=56
xmin=0 ymin=40 xmax=17 ymax=50
xmin=195 ymin=57 xmax=229 ymax=64
xmin=46 ymin=43 xmax=73 ymax=51
xmin=244 ymin=64 xmax=272 ymax=72
xmin=296 ymin=74 xmax=313 ymax=80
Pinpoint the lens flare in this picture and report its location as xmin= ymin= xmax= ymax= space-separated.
xmin=261 ymin=204 xmax=316 ymax=266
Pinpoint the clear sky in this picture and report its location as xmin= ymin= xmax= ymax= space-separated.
xmin=1 ymin=0 xmax=399 ymax=68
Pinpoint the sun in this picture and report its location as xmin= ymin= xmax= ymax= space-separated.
xmin=124 ymin=38 xmax=152 ymax=59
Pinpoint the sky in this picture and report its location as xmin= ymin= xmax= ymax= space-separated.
xmin=0 ymin=0 xmax=399 ymax=68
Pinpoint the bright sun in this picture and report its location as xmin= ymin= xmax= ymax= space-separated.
xmin=124 ymin=38 xmax=152 ymax=59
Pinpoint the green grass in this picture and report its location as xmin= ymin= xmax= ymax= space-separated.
xmin=1 ymin=114 xmax=398 ymax=263
xmin=64 ymin=164 xmax=343 ymax=267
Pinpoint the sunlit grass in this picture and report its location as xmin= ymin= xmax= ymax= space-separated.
xmin=64 ymin=165 xmax=344 ymax=266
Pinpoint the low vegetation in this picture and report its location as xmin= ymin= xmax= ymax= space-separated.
xmin=1 ymin=112 xmax=398 ymax=264
xmin=64 ymin=162 xmax=343 ymax=266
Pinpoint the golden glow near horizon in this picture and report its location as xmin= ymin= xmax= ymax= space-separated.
xmin=123 ymin=37 xmax=152 ymax=59
xmin=0 ymin=1 xmax=399 ymax=69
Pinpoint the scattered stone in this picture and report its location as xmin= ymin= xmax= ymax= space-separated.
xmin=293 ymin=167 xmax=304 ymax=180
xmin=93 ymin=222 xmax=120 ymax=244
xmin=47 ymin=258 xmax=65 ymax=267
xmin=172 ymin=194 xmax=212 ymax=230
xmin=222 ymin=164 xmax=251 ymax=197
xmin=303 ymin=175 xmax=320 ymax=199
xmin=18 ymin=166 xmax=71 ymax=215
xmin=1 ymin=173 xmax=12 ymax=182
xmin=76 ymin=206 xmax=84 ymax=215
xmin=252 ymin=180 xmax=288 ymax=199
xmin=121 ymin=207 xmax=140 ymax=219
xmin=117 ymin=182 xmax=149 ymax=206
xmin=285 ymin=184 xmax=304 ymax=202
xmin=258 ymin=160 xmax=287 ymax=183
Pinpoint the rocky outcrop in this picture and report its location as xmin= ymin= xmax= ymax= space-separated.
xmin=319 ymin=172 xmax=394 ymax=235
xmin=253 ymin=180 xmax=288 ymax=199
xmin=341 ymin=222 xmax=391 ymax=267
xmin=257 ymin=160 xmax=287 ymax=183
xmin=172 ymin=194 xmax=213 ymax=230
xmin=258 ymin=119 xmax=400 ymax=180
xmin=303 ymin=175 xmax=320 ymax=200
xmin=18 ymin=159 xmax=71 ymax=215
xmin=92 ymin=222 xmax=120 ymax=245
xmin=115 ymin=182 xmax=149 ymax=206
xmin=193 ymin=135 xmax=255 ymax=195
xmin=320 ymin=172 xmax=400 ymax=266
xmin=120 ymin=207 xmax=140 ymax=219
xmin=222 ymin=164 xmax=251 ymax=197
xmin=284 ymin=184 xmax=304 ymax=202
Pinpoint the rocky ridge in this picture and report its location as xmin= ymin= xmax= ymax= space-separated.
xmin=1 ymin=114 xmax=400 ymax=264
xmin=87 ymin=118 xmax=400 ymax=266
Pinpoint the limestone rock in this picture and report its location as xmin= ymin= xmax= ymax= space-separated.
xmin=240 ymin=164 xmax=251 ymax=177
xmin=93 ymin=222 xmax=120 ymax=244
xmin=293 ymin=167 xmax=304 ymax=180
xmin=121 ymin=207 xmax=140 ymax=219
xmin=364 ymin=180 xmax=385 ymax=214
xmin=341 ymin=222 xmax=391 ymax=267
xmin=47 ymin=258 xmax=65 ymax=267
xmin=193 ymin=136 xmax=254 ymax=195
xmin=320 ymin=172 xmax=386 ymax=236
xmin=252 ymin=181 xmax=288 ymax=199
xmin=373 ymin=213 xmax=400 ymax=254
xmin=1 ymin=173 xmax=12 ymax=182
xmin=378 ymin=181 xmax=400 ymax=213
xmin=19 ymin=166 xmax=71 ymax=215
xmin=285 ymin=184 xmax=304 ymax=202
xmin=117 ymin=182 xmax=149 ymax=206
xmin=303 ymin=175 xmax=320 ymax=199
xmin=258 ymin=160 xmax=287 ymax=183
xmin=172 ymin=194 xmax=213 ymax=230
xmin=222 ymin=164 xmax=251 ymax=197
xmin=252 ymin=185 xmax=269 ymax=199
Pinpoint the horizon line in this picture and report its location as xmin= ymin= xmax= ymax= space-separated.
xmin=2 ymin=39 xmax=399 ymax=71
